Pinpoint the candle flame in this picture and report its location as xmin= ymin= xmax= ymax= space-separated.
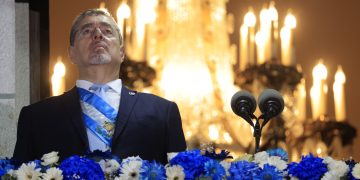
xmin=268 ymin=1 xmax=278 ymax=21
xmin=117 ymin=2 xmax=131 ymax=20
xmin=54 ymin=57 xmax=66 ymax=77
xmin=312 ymin=60 xmax=327 ymax=81
xmin=209 ymin=124 xmax=219 ymax=141
xmin=285 ymin=12 xmax=296 ymax=29
xmin=244 ymin=10 xmax=256 ymax=27
xmin=335 ymin=66 xmax=346 ymax=84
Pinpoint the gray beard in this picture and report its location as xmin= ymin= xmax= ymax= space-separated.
xmin=89 ymin=54 xmax=111 ymax=65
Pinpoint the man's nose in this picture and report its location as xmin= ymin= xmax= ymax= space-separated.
xmin=92 ymin=28 xmax=104 ymax=40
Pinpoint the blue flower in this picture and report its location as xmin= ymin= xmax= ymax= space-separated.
xmin=287 ymin=154 xmax=327 ymax=180
xmin=346 ymin=159 xmax=357 ymax=180
xmin=170 ymin=149 xmax=211 ymax=179
xmin=0 ymin=158 xmax=15 ymax=176
xmin=140 ymin=160 xmax=166 ymax=180
xmin=204 ymin=149 xmax=233 ymax=161
xmin=266 ymin=148 xmax=288 ymax=161
xmin=59 ymin=155 xmax=105 ymax=180
xmin=202 ymin=159 xmax=225 ymax=180
xmin=228 ymin=160 xmax=260 ymax=180
xmin=254 ymin=164 xmax=283 ymax=180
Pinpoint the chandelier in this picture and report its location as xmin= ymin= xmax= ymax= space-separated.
xmin=94 ymin=0 xmax=357 ymax=160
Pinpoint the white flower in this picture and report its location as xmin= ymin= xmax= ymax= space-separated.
xmin=321 ymin=171 xmax=340 ymax=180
xmin=254 ymin=151 xmax=269 ymax=164
xmin=167 ymin=152 xmax=179 ymax=162
xmin=323 ymin=157 xmax=349 ymax=177
xmin=15 ymin=162 xmax=42 ymax=180
xmin=117 ymin=160 xmax=142 ymax=180
xmin=220 ymin=161 xmax=231 ymax=176
xmin=42 ymin=167 xmax=63 ymax=180
xmin=352 ymin=163 xmax=360 ymax=179
xmin=121 ymin=156 xmax=143 ymax=164
xmin=165 ymin=165 xmax=185 ymax=180
xmin=266 ymin=156 xmax=287 ymax=171
xmin=41 ymin=151 xmax=59 ymax=166
xmin=99 ymin=159 xmax=120 ymax=175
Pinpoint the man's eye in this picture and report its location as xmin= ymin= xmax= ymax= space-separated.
xmin=81 ymin=29 xmax=91 ymax=35
xmin=104 ymin=29 xmax=113 ymax=34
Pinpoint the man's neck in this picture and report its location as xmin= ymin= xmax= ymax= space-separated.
xmin=78 ymin=65 xmax=120 ymax=84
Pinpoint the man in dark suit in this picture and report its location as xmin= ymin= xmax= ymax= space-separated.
xmin=13 ymin=9 xmax=186 ymax=164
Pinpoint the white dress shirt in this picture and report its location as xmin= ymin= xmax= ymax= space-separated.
xmin=76 ymin=79 xmax=122 ymax=152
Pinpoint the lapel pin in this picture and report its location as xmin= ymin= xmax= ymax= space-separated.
xmin=129 ymin=91 xmax=136 ymax=96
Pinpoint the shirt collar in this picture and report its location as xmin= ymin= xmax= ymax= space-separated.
xmin=76 ymin=79 xmax=122 ymax=95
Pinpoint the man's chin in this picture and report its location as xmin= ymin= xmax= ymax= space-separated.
xmin=89 ymin=55 xmax=111 ymax=65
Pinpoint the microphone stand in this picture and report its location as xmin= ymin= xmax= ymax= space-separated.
xmin=251 ymin=114 xmax=271 ymax=153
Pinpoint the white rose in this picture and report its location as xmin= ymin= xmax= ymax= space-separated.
xmin=41 ymin=151 xmax=60 ymax=166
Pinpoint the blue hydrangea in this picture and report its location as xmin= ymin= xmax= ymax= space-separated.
xmin=0 ymin=158 xmax=15 ymax=176
xmin=59 ymin=155 xmax=105 ymax=180
xmin=140 ymin=160 xmax=166 ymax=180
xmin=202 ymin=159 xmax=226 ymax=180
xmin=228 ymin=160 xmax=261 ymax=180
xmin=254 ymin=164 xmax=283 ymax=180
xmin=287 ymin=154 xmax=327 ymax=180
xmin=170 ymin=149 xmax=211 ymax=179
xmin=266 ymin=148 xmax=288 ymax=161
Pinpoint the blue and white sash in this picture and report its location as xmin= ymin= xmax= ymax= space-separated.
xmin=77 ymin=87 xmax=118 ymax=146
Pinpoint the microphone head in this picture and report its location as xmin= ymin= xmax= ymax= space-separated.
xmin=258 ymin=89 xmax=284 ymax=117
xmin=231 ymin=90 xmax=257 ymax=117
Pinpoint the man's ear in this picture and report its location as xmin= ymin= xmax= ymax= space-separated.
xmin=68 ymin=46 xmax=77 ymax=65
xmin=120 ymin=46 xmax=125 ymax=63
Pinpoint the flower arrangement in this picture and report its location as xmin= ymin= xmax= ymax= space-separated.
xmin=1 ymin=148 xmax=360 ymax=180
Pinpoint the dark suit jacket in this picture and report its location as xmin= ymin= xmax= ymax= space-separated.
xmin=13 ymin=86 xmax=186 ymax=164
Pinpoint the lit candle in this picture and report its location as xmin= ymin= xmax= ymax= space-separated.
xmin=281 ymin=11 xmax=296 ymax=66
xmin=239 ymin=25 xmax=248 ymax=71
xmin=268 ymin=1 xmax=279 ymax=59
xmin=296 ymin=78 xmax=306 ymax=121
xmin=51 ymin=56 xmax=66 ymax=96
xmin=116 ymin=2 xmax=131 ymax=39
xmin=310 ymin=60 xmax=328 ymax=120
xmin=240 ymin=9 xmax=256 ymax=70
xmin=333 ymin=66 xmax=346 ymax=121
xmin=259 ymin=7 xmax=271 ymax=62
xmin=255 ymin=31 xmax=266 ymax=64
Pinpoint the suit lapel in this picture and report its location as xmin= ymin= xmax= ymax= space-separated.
xmin=60 ymin=87 xmax=89 ymax=148
xmin=112 ymin=86 xmax=138 ymax=145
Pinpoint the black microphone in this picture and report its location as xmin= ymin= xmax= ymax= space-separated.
xmin=258 ymin=89 xmax=284 ymax=122
xmin=231 ymin=90 xmax=257 ymax=127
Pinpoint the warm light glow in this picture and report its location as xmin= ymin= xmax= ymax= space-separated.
xmin=284 ymin=12 xmax=296 ymax=29
xmin=312 ymin=61 xmax=328 ymax=81
xmin=209 ymin=124 xmax=219 ymax=141
xmin=99 ymin=2 xmax=106 ymax=11
xmin=223 ymin=132 xmax=233 ymax=144
xmin=333 ymin=66 xmax=346 ymax=121
xmin=255 ymin=31 xmax=266 ymax=64
xmin=259 ymin=8 xmax=270 ymax=23
xmin=316 ymin=148 xmax=322 ymax=155
xmin=117 ymin=2 xmax=131 ymax=20
xmin=268 ymin=2 xmax=278 ymax=21
xmin=335 ymin=66 xmax=346 ymax=83
xmin=244 ymin=10 xmax=256 ymax=27
xmin=51 ymin=57 xmax=66 ymax=96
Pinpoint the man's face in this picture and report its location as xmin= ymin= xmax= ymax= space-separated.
xmin=69 ymin=15 xmax=124 ymax=67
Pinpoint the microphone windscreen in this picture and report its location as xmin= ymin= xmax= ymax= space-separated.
xmin=231 ymin=90 xmax=257 ymax=116
xmin=258 ymin=89 xmax=284 ymax=113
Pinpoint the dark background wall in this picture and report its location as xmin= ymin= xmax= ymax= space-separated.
xmin=50 ymin=0 xmax=360 ymax=160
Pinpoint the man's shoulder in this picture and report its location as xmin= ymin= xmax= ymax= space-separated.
xmin=23 ymin=88 xmax=76 ymax=110
xmin=136 ymin=91 xmax=173 ymax=104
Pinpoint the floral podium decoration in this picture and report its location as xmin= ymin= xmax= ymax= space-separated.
xmin=1 ymin=148 xmax=360 ymax=180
